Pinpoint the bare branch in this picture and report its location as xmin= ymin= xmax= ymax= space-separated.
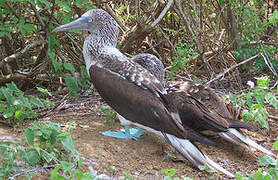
xmin=0 ymin=40 xmax=44 ymax=69
xmin=146 ymin=0 xmax=174 ymax=30
xmin=135 ymin=0 xmax=141 ymax=26
xmin=30 ymin=2 xmax=46 ymax=28
xmin=104 ymin=4 xmax=127 ymax=32
xmin=205 ymin=53 xmax=262 ymax=86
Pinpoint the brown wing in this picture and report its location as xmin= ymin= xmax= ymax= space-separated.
xmin=166 ymin=81 xmax=258 ymax=131
xmin=89 ymin=65 xmax=215 ymax=145
xmin=167 ymin=91 xmax=229 ymax=132
xmin=166 ymin=81 xmax=232 ymax=119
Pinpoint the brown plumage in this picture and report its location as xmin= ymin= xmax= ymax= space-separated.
xmin=53 ymin=9 xmax=236 ymax=177
xmin=133 ymin=53 xmax=274 ymax=157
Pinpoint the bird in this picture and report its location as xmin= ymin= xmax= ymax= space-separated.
xmin=53 ymin=9 xmax=234 ymax=177
xmin=132 ymin=53 xmax=275 ymax=157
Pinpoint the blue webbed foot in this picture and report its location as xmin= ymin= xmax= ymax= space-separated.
xmin=101 ymin=126 xmax=143 ymax=140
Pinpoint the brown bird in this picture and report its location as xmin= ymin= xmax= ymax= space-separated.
xmin=132 ymin=53 xmax=274 ymax=157
xmin=53 ymin=9 xmax=234 ymax=177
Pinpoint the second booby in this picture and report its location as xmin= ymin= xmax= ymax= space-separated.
xmin=133 ymin=53 xmax=274 ymax=157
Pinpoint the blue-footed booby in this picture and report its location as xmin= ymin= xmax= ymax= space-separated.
xmin=53 ymin=9 xmax=234 ymax=177
xmin=133 ymin=53 xmax=274 ymax=157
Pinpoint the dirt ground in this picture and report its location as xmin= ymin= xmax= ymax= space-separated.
xmin=1 ymin=95 xmax=277 ymax=179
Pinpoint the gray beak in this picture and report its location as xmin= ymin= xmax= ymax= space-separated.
xmin=52 ymin=16 xmax=94 ymax=32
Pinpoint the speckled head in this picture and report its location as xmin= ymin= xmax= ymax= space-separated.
xmin=53 ymin=9 xmax=120 ymax=72
xmin=52 ymin=9 xmax=119 ymax=42
xmin=132 ymin=53 xmax=165 ymax=83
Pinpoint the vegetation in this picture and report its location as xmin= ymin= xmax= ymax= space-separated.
xmin=0 ymin=0 xmax=277 ymax=179
xmin=0 ymin=121 xmax=94 ymax=179
xmin=229 ymin=76 xmax=278 ymax=129
xmin=0 ymin=83 xmax=53 ymax=124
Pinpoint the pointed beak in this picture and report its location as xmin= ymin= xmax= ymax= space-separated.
xmin=52 ymin=16 xmax=93 ymax=33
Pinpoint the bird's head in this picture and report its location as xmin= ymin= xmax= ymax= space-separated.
xmin=53 ymin=9 xmax=118 ymax=36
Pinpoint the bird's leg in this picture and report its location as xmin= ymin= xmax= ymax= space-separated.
xmin=101 ymin=126 xmax=143 ymax=140
xmin=131 ymin=127 xmax=143 ymax=140
xmin=124 ymin=125 xmax=131 ymax=138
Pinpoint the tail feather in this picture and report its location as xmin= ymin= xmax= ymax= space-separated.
xmin=219 ymin=128 xmax=275 ymax=157
xmin=229 ymin=121 xmax=260 ymax=131
xmin=163 ymin=133 xmax=234 ymax=178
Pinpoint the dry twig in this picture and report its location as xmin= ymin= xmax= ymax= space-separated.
xmin=205 ymin=53 xmax=262 ymax=86
xmin=0 ymin=41 xmax=45 ymax=69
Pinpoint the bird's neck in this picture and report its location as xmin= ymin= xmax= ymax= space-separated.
xmin=83 ymin=26 xmax=119 ymax=73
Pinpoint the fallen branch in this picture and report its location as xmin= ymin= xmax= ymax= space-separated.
xmin=0 ymin=73 xmax=64 ymax=86
xmin=205 ymin=53 xmax=262 ymax=86
xmin=8 ymin=161 xmax=97 ymax=180
xmin=8 ymin=164 xmax=58 ymax=180
xmin=269 ymin=115 xmax=278 ymax=121
xmin=0 ymin=40 xmax=44 ymax=69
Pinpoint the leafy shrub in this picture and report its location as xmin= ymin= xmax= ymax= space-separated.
xmin=98 ymin=104 xmax=117 ymax=122
xmin=52 ymin=61 xmax=91 ymax=96
xmin=170 ymin=40 xmax=199 ymax=73
xmin=229 ymin=76 xmax=278 ymax=129
xmin=235 ymin=138 xmax=278 ymax=180
xmin=0 ymin=83 xmax=53 ymax=124
xmin=0 ymin=121 xmax=93 ymax=179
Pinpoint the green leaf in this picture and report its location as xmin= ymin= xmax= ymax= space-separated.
xmin=29 ymin=96 xmax=44 ymax=108
xmin=42 ymin=151 xmax=54 ymax=163
xmin=229 ymin=93 xmax=237 ymax=104
xmin=265 ymin=93 xmax=278 ymax=108
xmin=64 ymin=62 xmax=75 ymax=74
xmin=65 ymin=75 xmax=79 ymax=96
xmin=7 ymin=82 xmax=23 ymax=96
xmin=161 ymin=168 xmax=177 ymax=177
xmin=258 ymin=155 xmax=276 ymax=166
xmin=256 ymin=76 xmax=270 ymax=88
xmin=19 ymin=150 xmax=40 ymax=165
xmin=74 ymin=171 xmax=93 ymax=180
xmin=38 ymin=0 xmax=52 ymax=6
xmin=61 ymin=161 xmax=74 ymax=172
xmin=52 ymin=59 xmax=63 ymax=74
xmin=0 ymin=104 xmax=4 ymax=112
xmin=253 ymin=89 xmax=267 ymax=105
xmin=24 ymin=128 xmax=34 ymax=145
xmin=59 ymin=133 xmax=76 ymax=154
xmin=273 ymin=141 xmax=278 ymax=150
xmin=37 ymin=87 xmax=52 ymax=96
xmin=1 ymin=87 xmax=15 ymax=105
xmin=235 ymin=172 xmax=245 ymax=180
xmin=50 ymin=164 xmax=62 ymax=180
xmin=81 ymin=65 xmax=90 ymax=79
xmin=255 ymin=113 xmax=269 ymax=130
xmin=241 ymin=109 xmax=254 ymax=122
xmin=3 ymin=107 xmax=15 ymax=119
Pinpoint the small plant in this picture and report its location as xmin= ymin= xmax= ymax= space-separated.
xmin=98 ymin=104 xmax=117 ymax=122
xmin=235 ymin=138 xmax=278 ymax=180
xmin=198 ymin=164 xmax=220 ymax=180
xmin=161 ymin=168 xmax=181 ymax=180
xmin=0 ymin=83 xmax=53 ymax=124
xmin=0 ymin=121 xmax=93 ymax=179
xmin=164 ymin=150 xmax=176 ymax=160
xmin=122 ymin=171 xmax=134 ymax=180
xmin=170 ymin=40 xmax=199 ymax=73
xmin=52 ymin=60 xmax=91 ymax=96
xmin=229 ymin=76 xmax=278 ymax=129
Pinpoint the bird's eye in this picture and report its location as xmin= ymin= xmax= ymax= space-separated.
xmin=88 ymin=18 xmax=93 ymax=23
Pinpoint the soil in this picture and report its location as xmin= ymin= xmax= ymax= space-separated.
xmin=0 ymin=94 xmax=277 ymax=180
